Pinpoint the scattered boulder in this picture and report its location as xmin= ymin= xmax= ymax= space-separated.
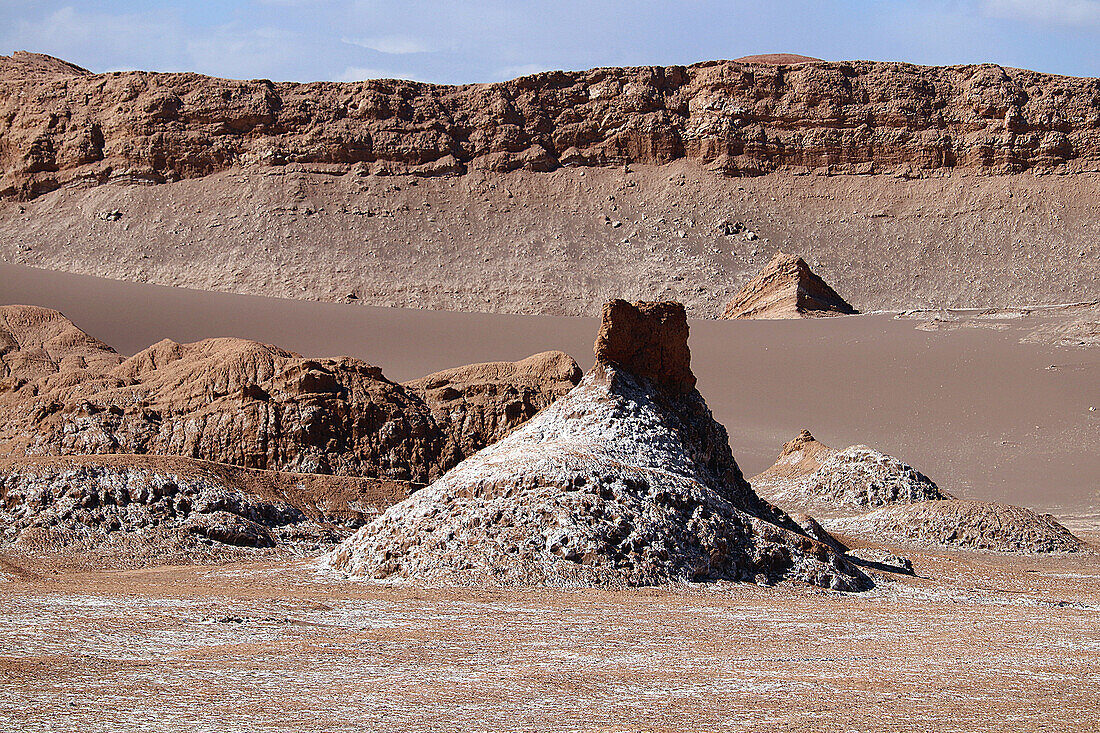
xmin=721 ymin=253 xmax=857 ymax=319
xmin=185 ymin=511 xmax=273 ymax=547
xmin=844 ymin=547 xmax=915 ymax=576
xmin=831 ymin=501 xmax=1086 ymax=554
xmin=327 ymin=300 xmax=870 ymax=591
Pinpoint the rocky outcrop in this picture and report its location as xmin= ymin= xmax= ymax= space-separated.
xmin=593 ymin=300 xmax=696 ymax=393
xmin=403 ymin=351 xmax=582 ymax=468
xmin=752 ymin=431 xmax=1082 ymax=554
xmin=721 ymin=253 xmax=857 ymax=319
xmin=0 ymin=308 xmax=580 ymax=481
xmin=327 ymin=300 xmax=870 ymax=590
xmin=4 ymin=51 xmax=1100 ymax=199
xmin=830 ymin=500 xmax=1085 ymax=554
xmin=0 ymin=304 xmax=123 ymax=382
xmin=0 ymin=454 xmax=415 ymax=565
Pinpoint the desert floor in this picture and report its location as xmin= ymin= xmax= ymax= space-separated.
xmin=3 ymin=540 xmax=1100 ymax=733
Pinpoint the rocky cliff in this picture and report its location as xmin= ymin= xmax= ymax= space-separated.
xmin=3 ymin=50 xmax=1100 ymax=199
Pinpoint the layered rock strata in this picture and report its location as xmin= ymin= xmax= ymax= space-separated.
xmin=5 ymin=51 xmax=1100 ymax=199
xmin=722 ymin=253 xmax=857 ymax=319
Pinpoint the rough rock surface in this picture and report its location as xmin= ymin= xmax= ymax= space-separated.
xmin=722 ymin=253 xmax=857 ymax=319
xmin=5 ymin=51 xmax=1100 ymax=200
xmin=829 ymin=500 xmax=1086 ymax=554
xmin=0 ymin=304 xmax=123 ymax=381
xmin=593 ymin=300 xmax=696 ymax=393
xmin=0 ymin=454 xmax=414 ymax=565
xmin=0 ymin=306 xmax=580 ymax=482
xmin=752 ymin=432 xmax=950 ymax=512
xmin=328 ymin=300 xmax=870 ymax=590
xmin=403 ymin=351 xmax=582 ymax=469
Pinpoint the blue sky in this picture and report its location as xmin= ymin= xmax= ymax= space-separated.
xmin=2 ymin=1 xmax=1099 ymax=83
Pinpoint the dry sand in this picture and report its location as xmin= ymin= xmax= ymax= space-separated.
xmin=2 ymin=263 xmax=1096 ymax=520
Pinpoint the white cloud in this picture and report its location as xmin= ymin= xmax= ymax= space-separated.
xmin=495 ymin=63 xmax=555 ymax=80
xmin=335 ymin=65 xmax=420 ymax=81
xmin=981 ymin=0 xmax=1100 ymax=24
xmin=342 ymin=35 xmax=432 ymax=54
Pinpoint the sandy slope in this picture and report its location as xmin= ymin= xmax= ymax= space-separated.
xmin=2 ymin=162 xmax=1097 ymax=316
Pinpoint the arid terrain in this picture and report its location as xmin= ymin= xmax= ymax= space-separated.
xmin=3 ymin=548 xmax=1100 ymax=733
xmin=2 ymin=48 xmax=1099 ymax=732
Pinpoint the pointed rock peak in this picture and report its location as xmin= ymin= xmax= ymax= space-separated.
xmin=594 ymin=299 xmax=696 ymax=394
xmin=786 ymin=428 xmax=819 ymax=450
xmin=722 ymin=252 xmax=857 ymax=320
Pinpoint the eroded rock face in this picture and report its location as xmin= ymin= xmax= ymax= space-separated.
xmin=404 ymin=351 xmax=582 ymax=468
xmin=0 ymin=309 xmax=581 ymax=482
xmin=594 ymin=300 xmax=695 ymax=394
xmin=0 ymin=305 xmax=123 ymax=382
xmin=4 ymin=51 xmax=1100 ymax=199
xmin=722 ymin=253 xmax=857 ymax=319
xmin=328 ymin=301 xmax=870 ymax=590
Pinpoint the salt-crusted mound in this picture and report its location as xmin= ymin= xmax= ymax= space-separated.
xmin=721 ymin=253 xmax=857 ymax=319
xmin=0 ymin=310 xmax=580 ymax=482
xmin=328 ymin=300 xmax=870 ymax=590
xmin=829 ymin=500 xmax=1086 ymax=554
xmin=752 ymin=432 xmax=950 ymax=513
xmin=0 ymin=305 xmax=123 ymax=382
xmin=750 ymin=429 xmax=837 ymax=496
xmin=0 ymin=454 xmax=413 ymax=565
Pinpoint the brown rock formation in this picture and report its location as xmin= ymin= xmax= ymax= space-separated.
xmin=403 ymin=351 xmax=582 ymax=466
xmin=329 ymin=300 xmax=870 ymax=590
xmin=0 ymin=304 xmax=123 ymax=382
xmin=721 ymin=253 xmax=857 ymax=319
xmin=0 ymin=306 xmax=580 ymax=482
xmin=594 ymin=299 xmax=696 ymax=393
xmin=4 ymin=51 xmax=1100 ymax=199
